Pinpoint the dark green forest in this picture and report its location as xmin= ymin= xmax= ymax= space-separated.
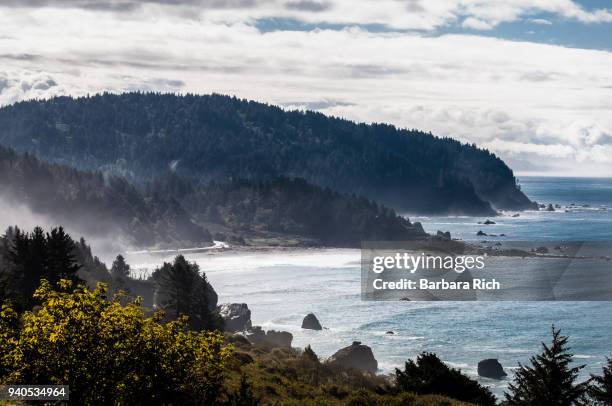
xmin=0 ymin=146 xmax=425 ymax=248
xmin=0 ymin=92 xmax=536 ymax=215
xmin=0 ymin=146 xmax=210 ymax=247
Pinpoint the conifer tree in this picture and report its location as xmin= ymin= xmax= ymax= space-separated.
xmin=110 ymin=255 xmax=131 ymax=279
xmin=153 ymin=255 xmax=221 ymax=331
xmin=505 ymin=326 xmax=589 ymax=405
xmin=590 ymin=357 xmax=612 ymax=405
xmin=45 ymin=227 xmax=81 ymax=284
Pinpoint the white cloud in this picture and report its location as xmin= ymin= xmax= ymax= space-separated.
xmin=462 ymin=17 xmax=494 ymax=30
xmin=530 ymin=18 xmax=553 ymax=25
xmin=0 ymin=4 xmax=612 ymax=175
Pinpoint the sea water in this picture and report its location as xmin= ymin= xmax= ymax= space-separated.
xmin=135 ymin=177 xmax=612 ymax=399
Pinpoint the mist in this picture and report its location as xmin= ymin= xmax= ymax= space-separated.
xmin=0 ymin=194 xmax=134 ymax=265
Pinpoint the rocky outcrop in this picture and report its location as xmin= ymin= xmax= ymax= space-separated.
xmin=546 ymin=204 xmax=555 ymax=212
xmin=327 ymin=341 xmax=378 ymax=373
xmin=243 ymin=326 xmax=293 ymax=348
xmin=477 ymin=359 xmax=507 ymax=379
xmin=477 ymin=230 xmax=487 ymax=236
xmin=482 ymin=219 xmax=496 ymax=225
xmin=301 ymin=313 xmax=323 ymax=330
xmin=218 ymin=303 xmax=252 ymax=332
xmin=436 ymin=230 xmax=451 ymax=240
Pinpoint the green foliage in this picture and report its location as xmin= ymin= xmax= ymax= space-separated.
xmin=395 ymin=352 xmax=496 ymax=406
xmin=153 ymin=255 xmax=222 ymax=331
xmin=2 ymin=226 xmax=81 ymax=309
xmin=590 ymin=357 xmax=612 ymax=405
xmin=505 ymin=326 xmax=588 ymax=405
xmin=227 ymin=374 xmax=261 ymax=406
xmin=0 ymin=279 xmax=232 ymax=405
xmin=222 ymin=342 xmax=473 ymax=406
xmin=0 ymin=92 xmax=535 ymax=214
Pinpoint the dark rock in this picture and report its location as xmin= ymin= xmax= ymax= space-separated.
xmin=218 ymin=303 xmax=252 ymax=332
xmin=533 ymin=246 xmax=549 ymax=254
xmin=301 ymin=313 xmax=323 ymax=330
xmin=327 ymin=341 xmax=378 ymax=373
xmin=477 ymin=359 xmax=507 ymax=379
xmin=266 ymin=330 xmax=293 ymax=348
xmin=483 ymin=219 xmax=496 ymax=225
xmin=477 ymin=230 xmax=487 ymax=236
xmin=436 ymin=230 xmax=451 ymax=240
xmin=546 ymin=204 xmax=555 ymax=212
xmin=385 ymin=331 xmax=395 ymax=335
xmin=243 ymin=326 xmax=293 ymax=348
xmin=512 ymin=213 xmax=520 ymax=218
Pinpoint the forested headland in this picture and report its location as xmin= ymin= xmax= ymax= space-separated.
xmin=0 ymin=92 xmax=536 ymax=216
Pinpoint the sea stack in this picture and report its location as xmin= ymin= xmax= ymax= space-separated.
xmin=477 ymin=359 xmax=507 ymax=379
xmin=301 ymin=313 xmax=323 ymax=330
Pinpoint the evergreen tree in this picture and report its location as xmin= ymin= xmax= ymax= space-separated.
xmin=153 ymin=255 xmax=221 ymax=331
xmin=5 ymin=226 xmax=82 ymax=308
xmin=45 ymin=227 xmax=81 ymax=284
xmin=590 ymin=357 xmax=612 ymax=405
xmin=395 ymin=352 xmax=496 ymax=406
xmin=8 ymin=227 xmax=47 ymax=307
xmin=110 ymin=255 xmax=131 ymax=279
xmin=505 ymin=326 xmax=589 ymax=405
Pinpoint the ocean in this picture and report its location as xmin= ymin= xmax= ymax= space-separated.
xmin=133 ymin=176 xmax=612 ymax=399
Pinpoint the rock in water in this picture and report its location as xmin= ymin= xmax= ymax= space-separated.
xmin=477 ymin=230 xmax=487 ymax=236
xmin=546 ymin=203 xmax=555 ymax=212
xmin=483 ymin=219 xmax=496 ymax=225
xmin=327 ymin=341 xmax=378 ymax=373
xmin=301 ymin=313 xmax=323 ymax=330
xmin=477 ymin=359 xmax=507 ymax=379
xmin=217 ymin=303 xmax=252 ymax=332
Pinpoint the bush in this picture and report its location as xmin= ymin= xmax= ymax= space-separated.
xmin=395 ymin=352 xmax=495 ymax=406
xmin=0 ymin=279 xmax=232 ymax=405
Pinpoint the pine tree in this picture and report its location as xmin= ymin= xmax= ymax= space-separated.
xmin=110 ymin=255 xmax=131 ymax=279
xmin=590 ymin=357 xmax=612 ymax=405
xmin=153 ymin=255 xmax=220 ymax=330
xmin=46 ymin=227 xmax=81 ymax=284
xmin=505 ymin=326 xmax=589 ymax=405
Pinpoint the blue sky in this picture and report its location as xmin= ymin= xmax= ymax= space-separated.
xmin=1 ymin=0 xmax=611 ymax=175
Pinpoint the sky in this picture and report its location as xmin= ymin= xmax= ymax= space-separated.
xmin=1 ymin=0 xmax=612 ymax=177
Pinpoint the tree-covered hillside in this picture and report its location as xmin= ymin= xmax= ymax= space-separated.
xmin=0 ymin=146 xmax=210 ymax=247
xmin=0 ymin=92 xmax=536 ymax=215
xmin=150 ymin=175 xmax=426 ymax=247
xmin=0 ymin=147 xmax=425 ymax=248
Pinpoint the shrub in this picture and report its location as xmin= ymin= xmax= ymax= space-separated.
xmin=395 ymin=352 xmax=495 ymax=406
xmin=0 ymin=279 xmax=232 ymax=405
